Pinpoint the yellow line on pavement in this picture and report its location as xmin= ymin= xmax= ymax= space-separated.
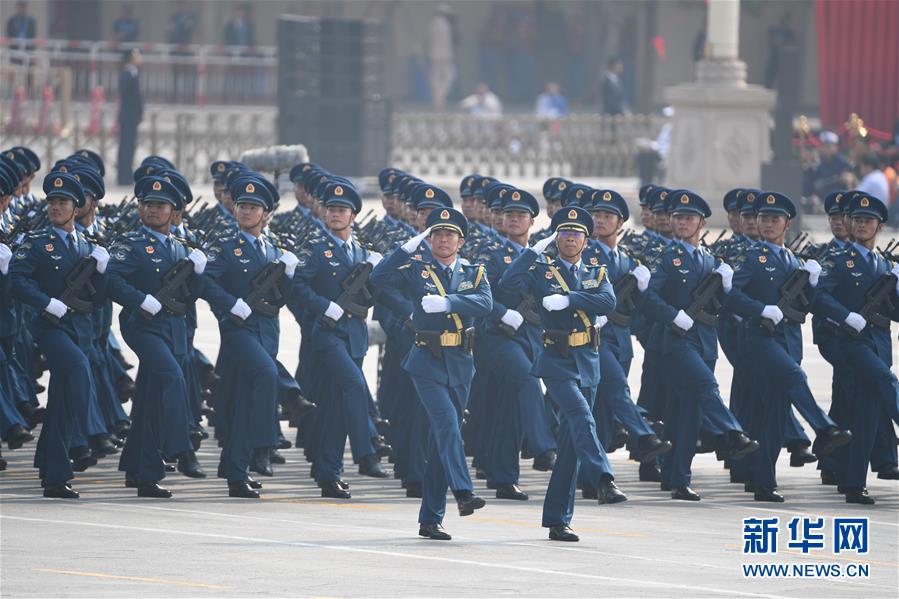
xmin=262 ymin=497 xmax=392 ymax=510
xmin=34 ymin=568 xmax=230 ymax=590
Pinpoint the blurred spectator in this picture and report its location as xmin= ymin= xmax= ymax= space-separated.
xmin=460 ymin=83 xmax=502 ymax=118
xmin=6 ymin=1 xmax=36 ymax=47
xmin=765 ymin=13 xmax=796 ymax=89
xmin=600 ymin=56 xmax=628 ymax=116
xmin=535 ymin=82 xmax=568 ymax=119
xmin=636 ymin=106 xmax=674 ymax=185
xmin=112 ymin=4 xmax=140 ymax=43
xmin=856 ymin=151 xmax=889 ymax=203
xmin=566 ymin=21 xmax=587 ymax=105
xmin=167 ymin=0 xmax=197 ymax=102
xmin=808 ymin=131 xmax=851 ymax=199
xmin=117 ymin=48 xmax=144 ymax=186
xmin=224 ymin=3 xmax=254 ymax=48
xmin=428 ymin=3 xmax=456 ymax=111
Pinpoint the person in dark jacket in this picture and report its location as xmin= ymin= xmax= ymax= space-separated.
xmin=117 ymin=49 xmax=143 ymax=186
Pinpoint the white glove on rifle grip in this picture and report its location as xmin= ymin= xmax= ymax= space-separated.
xmin=324 ymin=301 xmax=344 ymax=321
xmin=89 ymin=246 xmax=110 ymax=274
xmin=140 ymin=294 xmax=162 ymax=316
xmin=673 ymin=309 xmax=694 ymax=331
xmin=501 ymin=309 xmax=524 ymax=330
xmin=844 ymin=312 xmax=866 ymax=333
xmin=632 ymin=264 xmax=651 ymax=292
xmin=278 ymin=250 xmax=299 ymax=277
xmin=760 ymin=305 xmax=784 ymax=325
xmin=45 ymin=298 xmax=67 ymax=319
xmin=230 ymin=298 xmax=252 ymax=320
xmin=188 ymin=249 xmax=207 ymax=274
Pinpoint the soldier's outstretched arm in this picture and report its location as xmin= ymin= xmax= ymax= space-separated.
xmin=369 ymin=246 xmax=413 ymax=293
xmin=9 ymin=243 xmax=51 ymax=311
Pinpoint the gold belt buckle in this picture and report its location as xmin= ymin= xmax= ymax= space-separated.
xmin=440 ymin=331 xmax=461 ymax=346
xmin=569 ymin=331 xmax=590 ymax=347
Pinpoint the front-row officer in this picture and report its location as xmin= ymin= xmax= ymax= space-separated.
xmin=814 ymin=193 xmax=899 ymax=504
xmin=371 ymin=207 xmax=492 ymax=541
xmin=10 ymin=173 xmax=109 ymax=498
xmin=501 ymin=206 xmax=626 ymax=543
xmin=106 ymin=176 xmax=208 ymax=498
xmin=202 ymin=175 xmax=299 ymax=498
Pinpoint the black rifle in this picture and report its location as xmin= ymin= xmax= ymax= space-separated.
xmin=231 ymin=261 xmax=286 ymax=324
xmin=607 ymin=273 xmax=639 ymax=327
xmin=670 ymin=272 xmax=723 ymax=337
xmin=497 ymin=293 xmax=540 ymax=337
xmin=44 ymin=257 xmax=98 ymax=324
xmin=842 ymin=273 xmax=898 ymax=339
xmin=759 ymin=270 xmax=813 ymax=334
xmin=141 ymin=259 xmax=194 ymax=321
xmin=321 ymin=262 xmax=374 ymax=328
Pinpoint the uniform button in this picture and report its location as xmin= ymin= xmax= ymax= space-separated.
xmin=348 ymin=314 xmax=353 ymax=319
xmin=156 ymin=268 xmax=160 ymax=272
xmin=682 ymin=279 xmax=686 ymax=283
xmin=54 ymin=266 xmax=59 ymax=270
xmin=243 ymin=269 xmax=247 ymax=273
xmin=332 ymin=272 xmax=336 ymax=276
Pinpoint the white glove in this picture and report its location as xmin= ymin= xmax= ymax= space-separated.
xmin=632 ymin=264 xmax=651 ymax=292
xmin=365 ymin=252 xmax=383 ymax=267
xmin=501 ymin=309 xmax=524 ymax=330
xmin=421 ymin=294 xmax=450 ymax=314
xmin=401 ymin=227 xmax=432 ymax=254
xmin=89 ymin=246 xmax=110 ymax=274
xmin=802 ymin=259 xmax=822 ymax=287
xmin=0 ymin=243 xmax=11 ymax=275
xmin=324 ymin=301 xmax=344 ymax=322
xmin=188 ymin=249 xmax=207 ymax=274
xmin=760 ymin=305 xmax=784 ymax=325
xmin=891 ymin=264 xmax=899 ymax=292
xmin=45 ymin=298 xmax=67 ymax=319
xmin=673 ymin=309 xmax=694 ymax=331
xmin=530 ymin=232 xmax=557 ymax=255
xmin=542 ymin=293 xmax=570 ymax=311
xmin=230 ymin=298 xmax=252 ymax=320
xmin=278 ymin=250 xmax=299 ymax=277
xmin=715 ymin=263 xmax=734 ymax=293
xmin=597 ymin=315 xmax=609 ymax=328
xmin=844 ymin=312 xmax=867 ymax=333
xmin=140 ymin=294 xmax=162 ymax=316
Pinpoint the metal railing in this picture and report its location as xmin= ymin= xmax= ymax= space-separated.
xmin=1 ymin=37 xmax=277 ymax=106
xmin=391 ymin=112 xmax=665 ymax=178
xmin=0 ymin=107 xmax=276 ymax=183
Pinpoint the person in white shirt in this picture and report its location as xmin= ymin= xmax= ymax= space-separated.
xmin=855 ymin=151 xmax=889 ymax=203
xmin=460 ymin=83 xmax=502 ymax=118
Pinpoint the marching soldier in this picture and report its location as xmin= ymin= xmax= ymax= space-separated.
xmin=642 ymin=190 xmax=759 ymax=501
xmin=106 ymin=176 xmax=207 ymax=497
xmin=202 ymin=174 xmax=299 ymax=498
xmin=290 ymin=182 xmax=386 ymax=499
xmin=10 ymin=173 xmax=110 ymax=497
xmin=500 ymin=206 xmax=626 ymax=543
xmin=371 ymin=207 xmax=492 ymax=541
xmin=814 ymin=194 xmax=899 ymax=504
xmin=727 ymin=192 xmax=851 ymax=501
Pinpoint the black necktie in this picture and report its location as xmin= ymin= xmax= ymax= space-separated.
xmin=867 ymin=251 xmax=876 ymax=273
xmin=256 ymin=238 xmax=266 ymax=259
xmin=68 ymin=232 xmax=77 ymax=255
xmin=781 ymin=249 xmax=790 ymax=268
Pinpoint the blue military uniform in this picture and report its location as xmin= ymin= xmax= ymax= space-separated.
xmin=289 ymin=183 xmax=382 ymax=493
xmin=106 ymin=177 xmax=201 ymax=494
xmin=371 ymin=207 xmax=492 ymax=532
xmin=727 ymin=192 xmax=849 ymax=501
xmin=500 ymin=207 xmax=623 ymax=536
xmin=478 ymin=189 xmax=557 ymax=496
xmin=813 ymin=193 xmax=899 ymax=503
xmin=202 ymin=175 xmax=295 ymax=495
xmin=9 ymin=173 xmax=107 ymax=494
xmin=641 ymin=190 xmax=757 ymax=499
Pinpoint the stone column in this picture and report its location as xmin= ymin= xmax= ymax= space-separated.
xmin=664 ymin=0 xmax=775 ymax=225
